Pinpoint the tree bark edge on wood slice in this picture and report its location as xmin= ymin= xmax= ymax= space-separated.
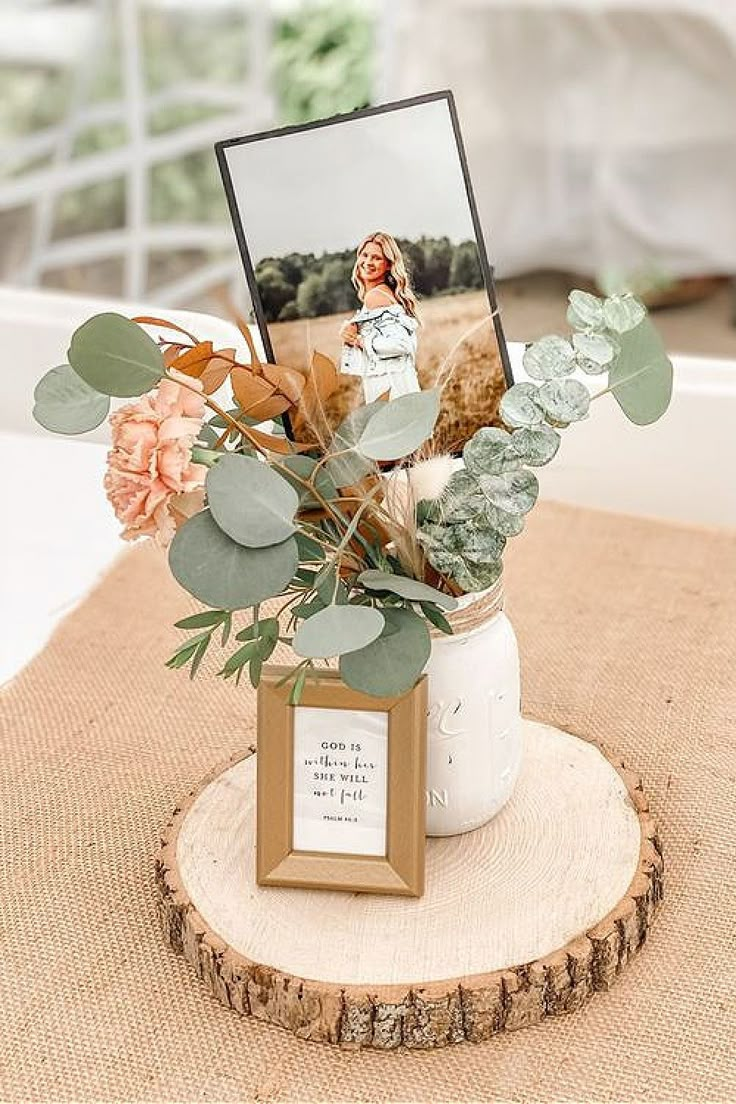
xmin=154 ymin=727 xmax=663 ymax=1049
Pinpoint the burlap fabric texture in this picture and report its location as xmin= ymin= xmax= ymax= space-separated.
xmin=1 ymin=502 xmax=734 ymax=1103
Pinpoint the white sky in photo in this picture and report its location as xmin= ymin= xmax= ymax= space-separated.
xmin=222 ymin=98 xmax=481 ymax=263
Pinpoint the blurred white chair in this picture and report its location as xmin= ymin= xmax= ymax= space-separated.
xmin=0 ymin=0 xmax=274 ymax=306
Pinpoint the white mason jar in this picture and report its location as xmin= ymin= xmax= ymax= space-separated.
xmin=424 ymin=583 xmax=522 ymax=836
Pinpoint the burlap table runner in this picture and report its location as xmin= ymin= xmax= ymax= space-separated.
xmin=1 ymin=502 xmax=734 ymax=1103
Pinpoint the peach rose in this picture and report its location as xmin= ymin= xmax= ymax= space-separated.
xmin=104 ymin=370 xmax=208 ymax=546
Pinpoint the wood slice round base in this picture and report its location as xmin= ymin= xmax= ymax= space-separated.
xmin=155 ymin=721 xmax=663 ymax=1049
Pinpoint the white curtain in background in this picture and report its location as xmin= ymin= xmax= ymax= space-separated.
xmin=389 ymin=0 xmax=736 ymax=278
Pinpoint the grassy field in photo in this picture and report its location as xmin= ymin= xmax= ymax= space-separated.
xmin=270 ymin=290 xmax=507 ymax=454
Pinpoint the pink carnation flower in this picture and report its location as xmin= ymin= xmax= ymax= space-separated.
xmin=104 ymin=370 xmax=208 ymax=546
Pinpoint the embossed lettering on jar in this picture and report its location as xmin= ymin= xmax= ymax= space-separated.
xmin=424 ymin=584 xmax=522 ymax=836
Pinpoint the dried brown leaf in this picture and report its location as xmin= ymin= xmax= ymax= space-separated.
xmin=261 ymin=363 xmax=306 ymax=404
xmin=237 ymin=319 xmax=262 ymax=369
xmin=132 ymin=315 xmax=199 ymax=344
xmin=171 ymin=341 xmax=215 ymax=378
xmin=199 ymin=349 xmax=235 ymax=395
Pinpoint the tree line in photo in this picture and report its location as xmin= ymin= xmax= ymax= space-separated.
xmin=255 ymin=236 xmax=485 ymax=322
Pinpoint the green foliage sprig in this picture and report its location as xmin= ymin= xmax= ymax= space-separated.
xmin=31 ymin=288 xmax=672 ymax=701
xmin=415 ymin=290 xmax=673 ymax=594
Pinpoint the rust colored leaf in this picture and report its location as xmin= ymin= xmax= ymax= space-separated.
xmin=199 ymin=348 xmax=236 ymax=395
xmin=248 ymin=395 xmax=294 ymax=421
xmin=261 ymin=363 xmax=306 ymax=404
xmin=132 ymin=315 xmax=199 ymax=344
xmin=236 ymin=319 xmax=262 ymax=369
xmin=171 ymin=341 xmax=215 ymax=378
xmin=163 ymin=344 xmax=187 ymax=367
xmin=310 ymin=350 xmax=338 ymax=401
xmin=231 ymin=366 xmax=274 ymax=411
xmin=244 ymin=423 xmax=310 ymax=455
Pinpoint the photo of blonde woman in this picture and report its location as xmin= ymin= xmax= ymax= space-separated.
xmin=219 ymin=92 xmax=512 ymax=452
xmin=339 ymin=232 xmax=420 ymax=403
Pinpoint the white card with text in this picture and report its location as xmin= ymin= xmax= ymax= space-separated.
xmin=292 ymin=706 xmax=388 ymax=856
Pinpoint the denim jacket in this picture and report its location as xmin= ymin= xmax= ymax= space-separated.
xmin=340 ymin=304 xmax=419 ymax=380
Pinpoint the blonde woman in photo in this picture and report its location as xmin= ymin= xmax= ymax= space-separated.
xmin=339 ymin=232 xmax=420 ymax=402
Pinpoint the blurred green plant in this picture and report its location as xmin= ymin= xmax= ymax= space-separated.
xmin=271 ymin=1 xmax=373 ymax=124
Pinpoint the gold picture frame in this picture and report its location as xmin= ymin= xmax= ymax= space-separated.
xmin=256 ymin=667 xmax=427 ymax=897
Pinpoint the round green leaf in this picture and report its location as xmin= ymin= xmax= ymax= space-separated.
xmin=293 ymin=604 xmax=385 ymax=659
xmin=67 ymin=313 xmax=164 ymax=397
xmin=567 ymin=290 xmax=604 ymax=331
xmin=522 ymin=335 xmax=575 ymax=381
xmin=33 ymin=364 xmax=109 ymax=435
xmin=452 ymin=519 xmax=506 ymax=564
xmin=510 ymin=424 xmax=561 ymax=467
xmin=463 ymin=426 xmax=519 ymax=476
xmin=608 ymin=318 xmax=673 ymax=425
xmin=452 ymin=558 xmax=503 ymax=594
xmin=602 ymin=295 xmax=646 ymax=334
xmin=572 ymin=331 xmax=619 ymax=375
xmin=207 ymin=454 xmax=298 ymax=548
xmin=499 ymin=382 xmax=544 ymax=429
xmin=357 ymin=389 xmax=440 ymax=460
xmin=478 ymin=469 xmax=539 ymax=515
xmin=487 ymin=506 xmax=525 ymax=537
xmin=340 ymin=607 xmax=430 ymax=697
xmin=438 ymin=470 xmax=486 ymax=523
xmin=358 ymin=569 xmax=458 ymax=611
xmin=169 ymin=510 xmax=297 ymax=609
xmin=538 ymin=379 xmax=590 ymax=423
xmin=418 ymin=534 xmax=465 ymax=579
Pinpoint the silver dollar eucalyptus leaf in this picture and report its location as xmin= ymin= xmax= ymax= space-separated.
xmin=567 ymin=289 xmax=605 ymax=331
xmin=67 ymin=313 xmax=163 ymax=397
xmin=478 ymin=469 xmax=539 ymax=515
xmin=416 ymin=525 xmax=464 ymax=576
xmin=607 ymin=317 xmax=673 ymax=425
xmin=510 ymin=424 xmax=561 ymax=467
xmin=499 ymin=382 xmax=544 ymax=429
xmin=463 ymin=426 xmax=520 ymax=476
xmin=453 ymin=558 xmax=503 ymax=594
xmin=169 ymin=510 xmax=298 ymax=610
xmin=452 ymin=518 xmax=506 ymax=564
xmin=340 ymin=607 xmax=431 ymax=697
xmin=438 ymin=470 xmax=486 ymax=523
xmin=357 ymin=388 xmax=440 ymax=460
xmin=33 ymin=364 xmax=110 ymax=435
xmin=572 ymin=331 xmax=619 ymax=375
xmin=522 ymin=335 xmax=575 ymax=380
xmin=206 ymin=454 xmax=299 ymax=548
xmin=487 ymin=506 xmax=525 ymax=537
xmin=602 ymin=294 xmax=647 ymax=334
xmin=293 ymin=604 xmax=385 ymax=659
xmin=538 ymin=379 xmax=590 ymax=423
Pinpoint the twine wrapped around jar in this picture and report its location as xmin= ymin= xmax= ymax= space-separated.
xmin=430 ymin=577 xmax=505 ymax=637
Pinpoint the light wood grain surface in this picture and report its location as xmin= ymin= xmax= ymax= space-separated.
xmin=156 ymin=719 xmax=662 ymax=1046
